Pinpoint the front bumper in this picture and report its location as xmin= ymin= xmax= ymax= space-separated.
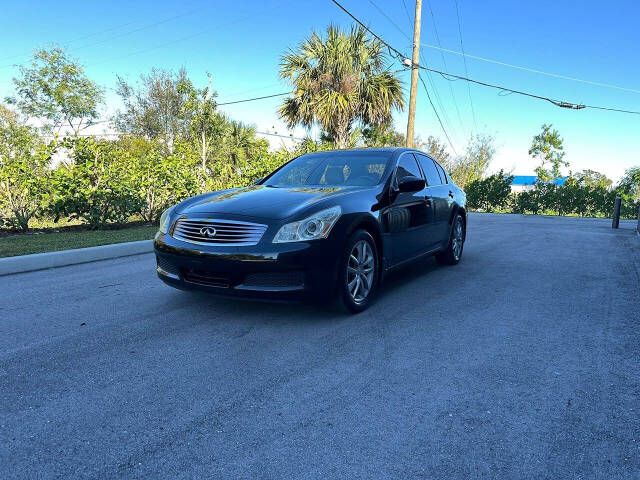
xmin=153 ymin=231 xmax=341 ymax=300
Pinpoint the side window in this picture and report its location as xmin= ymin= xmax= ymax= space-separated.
xmin=395 ymin=154 xmax=423 ymax=183
xmin=434 ymin=161 xmax=448 ymax=184
xmin=416 ymin=154 xmax=441 ymax=186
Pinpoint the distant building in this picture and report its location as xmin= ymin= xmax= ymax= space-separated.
xmin=510 ymin=176 xmax=568 ymax=193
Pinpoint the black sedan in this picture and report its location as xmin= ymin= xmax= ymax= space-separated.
xmin=154 ymin=147 xmax=467 ymax=312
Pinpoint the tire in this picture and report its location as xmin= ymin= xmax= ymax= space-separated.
xmin=436 ymin=214 xmax=465 ymax=266
xmin=337 ymin=230 xmax=379 ymax=313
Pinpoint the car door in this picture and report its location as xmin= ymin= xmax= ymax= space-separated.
xmin=433 ymin=160 xmax=456 ymax=242
xmin=415 ymin=154 xmax=450 ymax=247
xmin=384 ymin=152 xmax=436 ymax=264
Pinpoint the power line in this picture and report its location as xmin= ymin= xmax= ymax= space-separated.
xmin=453 ymin=0 xmax=477 ymax=131
xmin=420 ymin=42 xmax=640 ymax=95
xmin=420 ymin=58 xmax=463 ymax=146
xmin=66 ymin=130 xmax=306 ymax=140
xmin=86 ymin=2 xmax=286 ymax=68
xmin=329 ymin=0 xmax=406 ymax=60
xmin=0 ymin=7 xmax=205 ymax=69
xmin=400 ymin=0 xmax=413 ymax=25
xmin=72 ymin=7 xmax=205 ymax=54
xmin=217 ymin=92 xmax=289 ymax=106
xmin=418 ymin=73 xmax=458 ymax=155
xmin=0 ymin=19 xmax=137 ymax=64
xmin=330 ymin=0 xmax=460 ymax=153
xmin=579 ymin=104 xmax=640 ymax=115
xmin=420 ymin=65 xmax=640 ymax=114
xmin=370 ymin=0 xmax=462 ymax=145
xmin=425 ymin=0 xmax=465 ymax=134
xmin=367 ymin=0 xmax=411 ymax=42
xmin=215 ymin=78 xmax=640 ymax=117
xmin=219 ymin=82 xmax=284 ymax=100
xmin=256 ymin=131 xmax=306 ymax=140
xmin=328 ymin=0 xmax=640 ymax=116
xmin=51 ymin=91 xmax=295 ymax=135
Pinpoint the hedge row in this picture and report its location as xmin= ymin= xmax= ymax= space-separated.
xmin=3 ymin=136 xmax=638 ymax=232
xmin=466 ymin=173 xmax=640 ymax=219
xmin=0 ymin=135 xmax=293 ymax=231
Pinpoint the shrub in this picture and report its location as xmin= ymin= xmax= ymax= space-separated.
xmin=119 ymin=137 xmax=200 ymax=223
xmin=0 ymin=114 xmax=55 ymax=231
xmin=465 ymin=170 xmax=513 ymax=212
xmin=505 ymin=180 xmax=628 ymax=218
xmin=49 ymin=137 xmax=142 ymax=228
xmin=509 ymin=189 xmax=539 ymax=215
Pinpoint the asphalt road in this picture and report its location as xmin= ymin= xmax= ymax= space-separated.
xmin=1 ymin=213 xmax=639 ymax=479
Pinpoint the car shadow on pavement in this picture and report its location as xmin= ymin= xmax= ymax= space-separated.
xmin=157 ymin=254 xmax=445 ymax=321
xmin=164 ymin=287 xmax=343 ymax=323
xmin=373 ymin=255 xmax=441 ymax=301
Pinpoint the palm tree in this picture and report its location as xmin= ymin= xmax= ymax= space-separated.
xmin=279 ymin=25 xmax=404 ymax=149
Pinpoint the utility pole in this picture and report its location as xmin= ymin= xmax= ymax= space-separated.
xmin=406 ymin=0 xmax=422 ymax=148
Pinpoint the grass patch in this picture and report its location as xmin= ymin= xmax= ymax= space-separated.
xmin=0 ymin=225 xmax=158 ymax=258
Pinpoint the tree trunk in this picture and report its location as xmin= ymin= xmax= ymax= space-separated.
xmin=201 ymin=129 xmax=207 ymax=170
xmin=334 ymin=122 xmax=350 ymax=149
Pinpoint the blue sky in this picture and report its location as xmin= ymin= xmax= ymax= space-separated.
xmin=1 ymin=0 xmax=638 ymax=180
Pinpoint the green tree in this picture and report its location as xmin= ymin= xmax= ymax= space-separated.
xmin=0 ymin=105 xmax=56 ymax=230
xmin=279 ymin=25 xmax=404 ymax=149
xmin=114 ymin=68 xmax=195 ymax=148
xmin=616 ymin=166 xmax=640 ymax=218
xmin=420 ymin=136 xmax=451 ymax=167
xmin=617 ymin=166 xmax=640 ymax=200
xmin=182 ymin=73 xmax=225 ymax=171
xmin=362 ymin=123 xmax=404 ymax=147
xmin=6 ymin=47 xmax=103 ymax=136
xmin=574 ymin=169 xmax=612 ymax=189
xmin=529 ymin=124 xmax=567 ymax=181
xmin=448 ymin=134 xmax=495 ymax=188
xmin=210 ymin=121 xmax=271 ymax=189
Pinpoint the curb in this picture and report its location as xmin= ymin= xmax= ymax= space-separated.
xmin=0 ymin=240 xmax=154 ymax=276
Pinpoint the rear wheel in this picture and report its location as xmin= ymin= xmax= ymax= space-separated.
xmin=337 ymin=230 xmax=378 ymax=313
xmin=436 ymin=214 xmax=465 ymax=265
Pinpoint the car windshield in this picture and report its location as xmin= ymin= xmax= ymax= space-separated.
xmin=264 ymin=151 xmax=392 ymax=187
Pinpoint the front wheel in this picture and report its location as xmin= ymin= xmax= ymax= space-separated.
xmin=436 ymin=214 xmax=465 ymax=265
xmin=337 ymin=230 xmax=379 ymax=313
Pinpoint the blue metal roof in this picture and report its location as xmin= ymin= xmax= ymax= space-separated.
xmin=511 ymin=175 xmax=567 ymax=186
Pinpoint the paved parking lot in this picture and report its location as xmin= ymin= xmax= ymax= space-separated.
xmin=1 ymin=213 xmax=638 ymax=479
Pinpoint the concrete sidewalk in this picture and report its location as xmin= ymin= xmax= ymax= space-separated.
xmin=0 ymin=239 xmax=153 ymax=276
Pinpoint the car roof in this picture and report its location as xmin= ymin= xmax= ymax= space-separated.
xmin=303 ymin=147 xmax=425 ymax=155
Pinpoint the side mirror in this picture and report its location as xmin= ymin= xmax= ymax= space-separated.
xmin=397 ymin=175 xmax=425 ymax=193
xmin=253 ymin=177 xmax=264 ymax=185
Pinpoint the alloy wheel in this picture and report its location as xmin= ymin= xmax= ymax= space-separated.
xmin=452 ymin=218 xmax=464 ymax=260
xmin=347 ymin=240 xmax=375 ymax=303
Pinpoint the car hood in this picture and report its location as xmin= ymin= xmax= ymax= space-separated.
xmin=176 ymin=185 xmax=370 ymax=220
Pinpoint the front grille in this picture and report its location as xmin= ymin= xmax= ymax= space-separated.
xmin=243 ymin=271 xmax=305 ymax=288
xmin=156 ymin=256 xmax=179 ymax=275
xmin=182 ymin=268 xmax=230 ymax=288
xmin=171 ymin=218 xmax=267 ymax=246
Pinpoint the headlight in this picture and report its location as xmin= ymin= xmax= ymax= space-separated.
xmin=272 ymin=206 xmax=342 ymax=243
xmin=159 ymin=205 xmax=176 ymax=234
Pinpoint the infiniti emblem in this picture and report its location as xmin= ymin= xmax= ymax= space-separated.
xmin=199 ymin=226 xmax=217 ymax=238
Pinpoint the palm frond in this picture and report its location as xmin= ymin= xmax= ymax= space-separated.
xmin=278 ymin=24 xmax=404 ymax=148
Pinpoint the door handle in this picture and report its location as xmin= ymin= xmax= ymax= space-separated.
xmin=424 ymin=196 xmax=432 ymax=206
xmin=448 ymin=190 xmax=454 ymax=198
